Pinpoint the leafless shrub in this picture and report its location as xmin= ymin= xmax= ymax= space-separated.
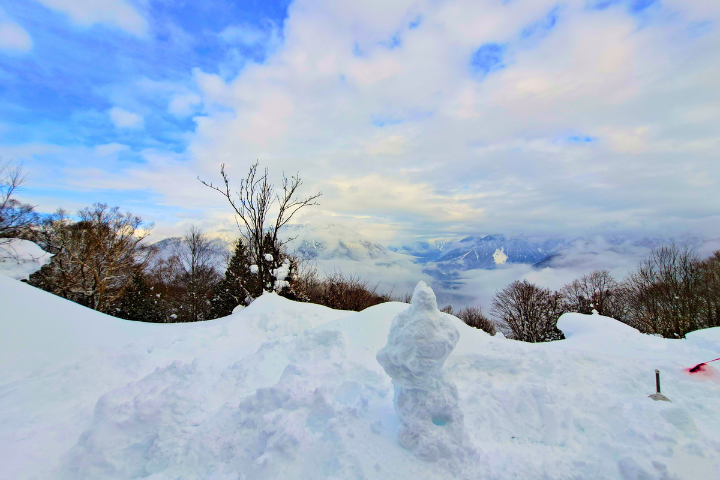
xmin=293 ymin=258 xmax=323 ymax=298
xmin=623 ymin=244 xmax=706 ymax=338
xmin=699 ymin=251 xmax=720 ymax=329
xmin=299 ymin=271 xmax=392 ymax=312
xmin=491 ymin=280 xmax=566 ymax=343
xmin=171 ymin=226 xmax=223 ymax=322
xmin=560 ymin=270 xmax=626 ymax=320
xmin=440 ymin=304 xmax=454 ymax=314
xmin=456 ymin=306 xmax=497 ymax=335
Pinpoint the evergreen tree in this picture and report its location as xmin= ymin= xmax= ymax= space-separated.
xmin=255 ymin=232 xmax=306 ymax=302
xmin=209 ymin=240 xmax=256 ymax=318
xmin=111 ymin=271 xmax=164 ymax=322
xmin=209 ymin=236 xmax=307 ymax=319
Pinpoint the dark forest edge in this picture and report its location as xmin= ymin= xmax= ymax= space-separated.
xmin=3 ymin=160 xmax=720 ymax=342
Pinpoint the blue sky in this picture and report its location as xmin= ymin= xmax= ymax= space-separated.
xmin=0 ymin=0 xmax=718 ymax=242
xmin=1 ymin=0 xmax=288 ymax=149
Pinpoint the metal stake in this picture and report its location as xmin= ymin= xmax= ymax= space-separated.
xmin=648 ymin=369 xmax=671 ymax=402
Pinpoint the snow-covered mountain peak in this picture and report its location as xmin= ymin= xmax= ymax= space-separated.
xmin=282 ymin=223 xmax=401 ymax=262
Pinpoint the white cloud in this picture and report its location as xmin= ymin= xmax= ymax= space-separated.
xmin=219 ymin=24 xmax=267 ymax=46
xmin=325 ymin=174 xmax=484 ymax=224
xmin=93 ymin=143 xmax=129 ymax=157
xmin=180 ymin=0 xmax=720 ymax=242
xmin=13 ymin=0 xmax=720 ymax=245
xmin=0 ymin=142 xmax=65 ymax=158
xmin=168 ymin=93 xmax=202 ymax=117
xmin=0 ymin=9 xmax=32 ymax=53
xmin=34 ymin=0 xmax=147 ymax=36
xmin=108 ymin=107 xmax=144 ymax=129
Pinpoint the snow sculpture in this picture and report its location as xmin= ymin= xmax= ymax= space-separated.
xmin=376 ymin=281 xmax=475 ymax=464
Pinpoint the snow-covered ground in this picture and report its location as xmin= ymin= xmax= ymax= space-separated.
xmin=0 ymin=239 xmax=52 ymax=280
xmin=1 ymin=273 xmax=719 ymax=479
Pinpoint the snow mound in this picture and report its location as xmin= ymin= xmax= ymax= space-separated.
xmin=558 ymin=311 xmax=641 ymax=339
xmin=0 ymin=239 xmax=51 ymax=279
xmin=377 ymin=282 xmax=476 ymax=470
xmin=555 ymin=312 xmax=669 ymax=360
xmin=2 ymin=275 xmax=720 ymax=479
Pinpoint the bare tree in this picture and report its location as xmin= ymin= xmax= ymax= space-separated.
xmin=456 ymin=306 xmax=497 ymax=335
xmin=199 ymin=162 xmax=321 ymax=297
xmin=28 ymin=204 xmax=156 ymax=312
xmin=440 ymin=304 xmax=454 ymax=314
xmin=172 ymin=226 xmax=223 ymax=322
xmin=623 ymin=244 xmax=705 ymax=338
xmin=491 ymin=280 xmax=566 ymax=342
xmin=0 ymin=161 xmax=37 ymax=258
xmin=560 ymin=270 xmax=625 ymax=319
xmin=297 ymin=271 xmax=391 ymax=311
xmin=144 ymin=254 xmax=185 ymax=322
xmin=700 ymin=251 xmax=720 ymax=329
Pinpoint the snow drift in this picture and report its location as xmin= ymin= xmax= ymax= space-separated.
xmin=1 ymin=273 xmax=720 ymax=479
xmin=0 ymin=239 xmax=52 ymax=280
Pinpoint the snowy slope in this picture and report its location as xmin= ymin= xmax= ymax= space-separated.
xmin=0 ymin=239 xmax=52 ymax=280
xmin=1 ymin=275 xmax=720 ymax=479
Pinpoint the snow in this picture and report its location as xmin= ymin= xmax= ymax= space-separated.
xmin=376 ymin=282 xmax=475 ymax=469
xmin=250 ymin=264 xmax=259 ymax=274
xmin=2 ymin=274 xmax=720 ymax=479
xmin=272 ymin=258 xmax=291 ymax=291
xmin=492 ymin=247 xmax=507 ymax=265
xmin=0 ymin=239 xmax=51 ymax=279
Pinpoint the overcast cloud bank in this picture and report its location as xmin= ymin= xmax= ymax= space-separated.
xmin=0 ymin=0 xmax=718 ymax=246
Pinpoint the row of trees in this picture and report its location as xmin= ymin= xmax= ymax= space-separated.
xmin=3 ymin=160 xmax=397 ymax=322
xmin=17 ymin=161 xmax=316 ymax=322
xmin=28 ymin=206 xmax=155 ymax=311
xmin=3 ymin=161 xmax=720 ymax=341
xmin=480 ymin=245 xmax=720 ymax=342
xmin=105 ymin=226 xmax=303 ymax=323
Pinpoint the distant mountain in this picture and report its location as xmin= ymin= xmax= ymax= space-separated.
xmin=281 ymin=224 xmax=423 ymax=294
xmin=528 ymin=235 xmax=720 ymax=271
xmin=150 ymin=236 xmax=231 ymax=269
xmin=398 ymin=234 xmax=566 ymax=270
xmin=150 ymin=224 xmax=414 ymax=268
xmin=282 ymin=224 xmax=405 ymax=262
xmin=391 ymin=238 xmax=453 ymax=262
xmin=150 ymin=227 xmax=716 ymax=292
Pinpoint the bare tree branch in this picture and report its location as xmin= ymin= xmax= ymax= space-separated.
xmin=199 ymin=161 xmax=321 ymax=298
xmin=0 ymin=161 xmax=38 ymax=258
